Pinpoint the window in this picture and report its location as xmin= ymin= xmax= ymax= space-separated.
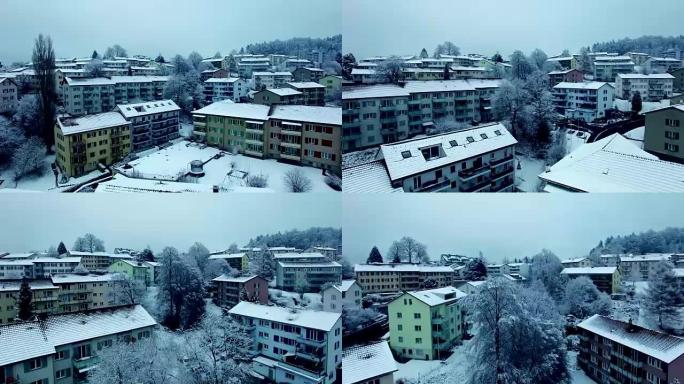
xmin=414 ymin=325 xmax=422 ymax=331
xmin=398 ymin=324 xmax=403 ymax=331
xmin=415 ymin=337 xmax=422 ymax=344
xmin=397 ymin=312 xmax=402 ymax=318
xmin=648 ymin=356 xmax=662 ymax=369
xmin=285 ymin=372 xmax=295 ymax=380
xmin=481 ymin=133 xmax=488 ymax=139
xmin=414 ymin=313 xmax=421 ymax=319
xmin=647 ymin=372 xmax=661 ymax=384
xmin=449 ymin=140 xmax=458 ymax=147
xmin=466 ymin=136 xmax=475 ymax=143
xmin=28 ymin=358 xmax=43 ymax=370
xmin=398 ymin=336 xmax=404 ymax=342
xmin=665 ymin=118 xmax=680 ymax=127
xmin=401 ymin=150 xmax=411 ymax=159
xmin=56 ymin=368 xmax=71 ymax=379
xmin=665 ymin=131 xmax=680 ymax=140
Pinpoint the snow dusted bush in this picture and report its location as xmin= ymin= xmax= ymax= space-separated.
xmin=11 ymin=136 xmax=46 ymax=182
xmin=561 ymin=276 xmax=612 ymax=319
xmin=324 ymin=174 xmax=341 ymax=191
xmin=84 ymin=59 xmax=105 ymax=77
xmin=0 ymin=117 xmax=24 ymax=166
xmin=342 ymin=307 xmax=379 ymax=332
xmin=245 ymin=173 xmax=269 ymax=188
xmin=13 ymin=94 xmax=42 ymax=137
xmin=283 ymin=168 xmax=312 ymax=192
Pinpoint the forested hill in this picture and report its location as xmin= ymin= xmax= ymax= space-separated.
xmin=591 ymin=35 xmax=684 ymax=55
xmin=247 ymin=227 xmax=342 ymax=251
xmin=242 ymin=35 xmax=341 ymax=57
xmin=589 ymin=227 xmax=684 ymax=256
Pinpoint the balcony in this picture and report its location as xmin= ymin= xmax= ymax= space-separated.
xmin=491 ymin=166 xmax=514 ymax=180
xmin=459 ymin=179 xmax=491 ymax=192
xmin=297 ymin=335 xmax=326 ymax=348
xmin=73 ymin=355 xmax=101 ymax=373
xmin=416 ymin=178 xmax=451 ymax=192
xmin=458 ymin=164 xmax=490 ymax=181
xmin=281 ymin=129 xmax=302 ymax=137
xmin=491 ymin=178 xmax=515 ymax=192
xmin=490 ymin=154 xmax=514 ymax=167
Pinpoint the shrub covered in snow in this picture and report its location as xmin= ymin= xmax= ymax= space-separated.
xmin=283 ymin=168 xmax=312 ymax=192
xmin=11 ymin=136 xmax=46 ymax=182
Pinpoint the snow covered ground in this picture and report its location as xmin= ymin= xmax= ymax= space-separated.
xmin=0 ymin=154 xmax=107 ymax=192
xmin=268 ymin=289 xmax=323 ymax=310
xmin=179 ymin=122 xmax=194 ymax=138
xmin=112 ymin=140 xmax=336 ymax=193
xmin=613 ymin=98 xmax=669 ymax=114
xmin=515 ymin=155 xmax=545 ymax=192
xmin=562 ymin=129 xmax=589 ymax=153
xmin=394 ymin=340 xmax=472 ymax=384
xmin=567 ymin=351 xmax=597 ymax=384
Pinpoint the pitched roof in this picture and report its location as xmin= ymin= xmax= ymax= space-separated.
xmin=354 ymin=264 xmax=454 ymax=273
xmin=342 ymin=160 xmax=403 ymax=193
xmin=57 ymin=112 xmax=130 ymax=135
xmin=269 ymin=105 xmax=341 ymax=126
xmin=578 ymin=315 xmax=684 ymax=363
xmin=342 ymin=341 xmax=397 ymax=384
xmin=116 ymin=100 xmax=180 ymax=118
xmin=407 ymin=286 xmax=467 ymax=306
xmin=212 ymin=274 xmax=260 ymax=283
xmin=561 ymin=267 xmax=617 ymax=275
xmin=229 ymin=302 xmax=340 ymax=331
xmin=554 ymin=81 xmax=612 ymax=90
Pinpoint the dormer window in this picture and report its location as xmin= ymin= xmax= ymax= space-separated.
xmin=466 ymin=136 xmax=475 ymax=143
xmin=421 ymin=145 xmax=442 ymax=161
xmin=494 ymin=130 xmax=502 ymax=136
xmin=401 ymin=151 xmax=411 ymax=159
xmin=481 ymin=133 xmax=488 ymax=139
xmin=449 ymin=140 xmax=457 ymax=147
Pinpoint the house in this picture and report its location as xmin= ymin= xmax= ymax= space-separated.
xmin=192 ymin=102 xmax=341 ymax=174
xmin=0 ymin=77 xmax=18 ymax=113
xmin=228 ymin=302 xmax=342 ymax=384
xmin=322 ymin=280 xmax=362 ymax=313
xmin=643 ymin=104 xmax=684 ymax=163
xmin=351 ymin=68 xmax=382 ymax=84
xmin=203 ymin=77 xmax=248 ymax=103
xmin=560 ymin=267 xmax=621 ymax=294
xmin=274 ymin=253 xmax=342 ymax=292
xmin=200 ymin=68 xmax=230 ymax=82
xmin=0 ymin=305 xmax=156 ymax=384
xmin=354 ymin=264 xmax=455 ymax=294
xmin=561 ymin=257 xmax=592 ymax=268
xmin=539 ymin=133 xmax=684 ymax=192
xmin=378 ymin=123 xmax=517 ymax=192
xmin=208 ymin=252 xmax=249 ymax=271
xmin=212 ymin=274 xmax=268 ymax=308
xmin=548 ymin=69 xmax=584 ymax=87
xmin=615 ymin=74 xmax=674 ymax=101
xmin=552 ymin=82 xmax=615 ymax=122
xmin=577 ymin=315 xmax=684 ymax=384
xmin=619 ymin=254 xmax=674 ymax=281
xmin=459 ymin=280 xmax=485 ymax=295
xmin=108 ymin=259 xmax=151 ymax=286
xmin=342 ymin=341 xmax=397 ymax=384
xmin=31 ymin=258 xmax=83 ymax=277
xmin=251 ymin=71 xmax=293 ymax=90
xmin=286 ymin=82 xmax=326 ymax=106
xmin=292 ymin=67 xmax=325 ymax=83
xmin=318 ymin=75 xmax=342 ymax=98
xmin=388 ymin=286 xmax=467 ymax=360
xmin=54 ymin=112 xmax=132 ymax=178
xmin=115 ymin=99 xmax=180 ymax=152
xmin=253 ymin=87 xmax=303 ymax=106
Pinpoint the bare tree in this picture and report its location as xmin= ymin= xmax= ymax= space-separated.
xmin=72 ymin=233 xmax=106 ymax=252
xmin=32 ymin=34 xmax=56 ymax=150
xmin=109 ymin=274 xmax=146 ymax=305
xmin=283 ymin=168 xmax=312 ymax=193
xmin=388 ymin=236 xmax=428 ymax=264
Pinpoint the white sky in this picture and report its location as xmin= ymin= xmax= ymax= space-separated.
xmin=343 ymin=0 xmax=684 ymax=59
xmin=343 ymin=194 xmax=684 ymax=264
xmin=0 ymin=194 xmax=341 ymax=254
xmin=0 ymin=0 xmax=341 ymax=64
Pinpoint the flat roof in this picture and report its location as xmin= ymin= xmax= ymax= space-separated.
xmin=229 ymin=302 xmax=340 ymax=331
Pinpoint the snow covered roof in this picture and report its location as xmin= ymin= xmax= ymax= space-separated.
xmin=561 ymin=267 xmax=617 ymax=275
xmin=65 ymin=77 xmax=115 ymax=86
xmin=674 ymin=269 xmax=684 ymax=278
xmin=548 ymin=69 xmax=580 ymax=75
xmin=208 ymin=252 xmax=246 ymax=260
xmin=193 ymin=100 xmax=270 ymax=120
xmin=380 ymin=123 xmax=517 ymax=180
xmin=57 ymin=112 xmax=130 ymax=135
xmin=0 ymin=305 xmax=156 ymax=366
xmin=351 ymin=68 xmax=377 ymax=75
xmin=229 ymin=302 xmax=340 ymax=331
xmin=95 ymin=175 xmax=218 ymax=193
xmin=403 ymin=80 xmax=476 ymax=93
xmin=561 ymin=257 xmax=588 ymax=264
xmin=329 ymin=280 xmax=358 ymax=293
xmin=578 ymin=315 xmax=684 ymax=363
xmin=342 ymin=341 xmax=397 ymax=384
xmin=617 ymin=73 xmax=675 ymax=80
xmin=68 ymin=251 xmax=132 ymax=259
xmin=286 ymin=81 xmax=325 ymax=89
xmin=204 ymin=77 xmax=240 ymax=83
xmin=117 ymin=100 xmax=180 ymax=118
xmin=269 ymin=105 xmax=341 ymax=126
xmin=342 ymin=84 xmax=409 ymax=100
xmin=212 ymin=274 xmax=260 ymax=283
xmin=619 ymin=254 xmax=672 ymax=263
xmin=50 ymin=274 xmax=116 ymax=284
xmin=407 ymin=286 xmax=467 ymax=306
xmin=263 ymin=87 xmax=302 ymax=96
xmin=109 ymin=75 xmax=168 ymax=84
xmin=31 ymin=257 xmax=81 ymax=263
xmin=0 ymin=280 xmax=57 ymax=292
xmin=272 ymin=252 xmax=326 ymax=260
xmin=342 ymin=160 xmax=403 ymax=193
xmin=554 ymin=81 xmax=612 ymax=90
xmin=278 ymin=261 xmax=341 ymax=268
xmin=539 ymin=133 xmax=684 ymax=192
xmin=252 ymin=71 xmax=293 ymax=76
xmin=115 ymin=259 xmax=150 ymax=268
xmin=354 ymin=264 xmax=454 ymax=273
xmin=643 ymin=104 xmax=684 ymax=115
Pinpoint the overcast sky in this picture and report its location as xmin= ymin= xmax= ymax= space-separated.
xmin=0 ymin=194 xmax=340 ymax=254
xmin=0 ymin=0 xmax=341 ymax=64
xmin=343 ymin=0 xmax=684 ymax=59
xmin=343 ymin=194 xmax=684 ymax=265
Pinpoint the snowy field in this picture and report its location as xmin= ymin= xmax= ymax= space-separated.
xmin=562 ymin=129 xmax=589 ymax=153
xmin=614 ymin=98 xmax=669 ymax=114
xmin=0 ymin=154 xmax=107 ymax=192
xmin=515 ymin=155 xmax=545 ymax=192
xmin=113 ymin=140 xmax=336 ymax=193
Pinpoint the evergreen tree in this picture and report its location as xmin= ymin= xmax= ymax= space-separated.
xmin=464 ymin=258 xmax=488 ymax=281
xmin=138 ymin=247 xmax=154 ymax=262
xmin=17 ymin=278 xmax=33 ymax=321
xmin=419 ymin=48 xmax=429 ymax=59
xmin=646 ymin=261 xmax=684 ymax=330
xmin=57 ymin=241 xmax=67 ymax=255
xmin=367 ymin=246 xmax=383 ymax=264
xmin=632 ymin=91 xmax=643 ymax=116
xmin=492 ymin=52 xmax=503 ymax=63
xmin=443 ymin=63 xmax=451 ymax=80
xmin=91 ymin=50 xmax=99 ymax=59
xmin=155 ymin=54 xmax=165 ymax=63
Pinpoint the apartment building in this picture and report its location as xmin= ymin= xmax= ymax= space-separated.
xmin=207 ymin=252 xmax=250 ymax=271
xmin=351 ymin=68 xmax=382 ymax=84
xmin=560 ymin=267 xmax=621 ymax=294
xmin=548 ymin=69 xmax=584 ymax=87
xmin=228 ymin=302 xmax=342 ymax=384
xmin=644 ymin=105 xmax=684 ymax=162
xmin=68 ymin=251 xmax=133 ymax=272
xmin=377 ymin=123 xmax=517 ymax=192
xmin=616 ymin=74 xmax=674 ymax=101
xmin=200 ymin=68 xmax=230 ymax=82
xmin=593 ymin=56 xmax=635 ymax=81
xmin=252 ymin=71 xmax=294 ymax=90
xmin=645 ymin=57 xmax=683 ymax=74
xmin=192 ymin=101 xmax=342 ymax=174
xmin=388 ymin=286 xmax=467 ymax=360
xmin=561 ymin=257 xmax=593 ymax=268
xmin=116 ymin=99 xmax=180 ymax=152
xmin=286 ymin=82 xmax=326 ymax=106
xmin=552 ymin=82 xmax=615 ymax=122
xmin=54 ymin=112 xmax=132 ymax=178
xmin=108 ymin=259 xmax=152 ymax=286
xmin=130 ymin=66 xmax=160 ymax=76
xmin=319 ymin=75 xmax=342 ymax=98
xmin=212 ymin=274 xmax=268 ymax=309
xmin=0 ymin=76 xmax=18 ymax=113
xmin=354 ymin=264 xmax=455 ymax=294
xmin=0 ymin=305 xmax=156 ymax=384
xmin=577 ymin=315 xmax=684 ymax=384
xmin=343 ymin=341 xmax=397 ymax=384
xmin=486 ymin=262 xmax=530 ymax=277
xmin=619 ymin=254 xmax=673 ymax=281
xmin=402 ymin=68 xmax=447 ymax=81
xmin=670 ymin=68 xmax=684 ymax=92
xmin=321 ymin=280 xmax=362 ymax=313
xmin=292 ymin=67 xmax=325 ymax=83
xmin=0 ymin=260 xmax=36 ymax=280
xmin=285 ymin=59 xmax=313 ymax=71
xmin=62 ymin=76 xmax=167 ymax=116
xmin=203 ymin=77 xmax=248 ymax=103
xmin=32 ymin=258 xmax=83 ymax=278
xmin=237 ymin=57 xmax=271 ymax=78
xmin=274 ymin=253 xmax=342 ymax=292
xmin=0 ymin=280 xmax=59 ymax=324
xmin=253 ymin=88 xmax=304 ymax=106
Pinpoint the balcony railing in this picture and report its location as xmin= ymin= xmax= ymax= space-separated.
xmin=459 ymin=164 xmax=490 ymax=180
xmin=491 ymin=179 xmax=515 ymax=192
xmin=490 ymin=154 xmax=514 ymax=167
xmin=459 ymin=179 xmax=491 ymax=192
xmin=416 ymin=178 xmax=451 ymax=192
